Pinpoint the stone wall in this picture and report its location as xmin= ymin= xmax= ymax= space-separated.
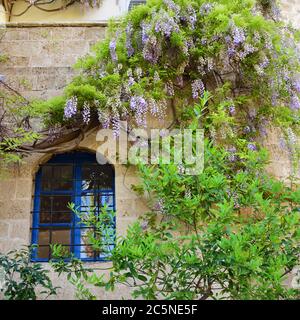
xmin=0 ymin=24 xmax=106 ymax=100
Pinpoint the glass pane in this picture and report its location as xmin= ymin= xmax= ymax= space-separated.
xmin=81 ymin=193 xmax=96 ymax=209
xmin=37 ymin=229 xmax=50 ymax=259
xmin=81 ymin=164 xmax=113 ymax=190
xmin=40 ymin=196 xmax=51 ymax=223
xmin=52 ymin=212 xmax=72 ymax=224
xmin=52 ymin=229 xmax=71 ymax=257
xmin=52 ymin=229 xmax=70 ymax=245
xmin=52 ymin=195 xmax=72 ymax=212
xmin=80 ymin=228 xmax=96 ymax=259
xmin=52 ymin=166 xmax=73 ymax=190
xmin=40 ymin=195 xmax=72 ymax=223
xmin=37 ymin=228 xmax=71 ymax=259
xmin=100 ymin=193 xmax=114 ymax=208
xmin=41 ymin=165 xmax=73 ymax=191
xmin=41 ymin=166 xmax=52 ymax=191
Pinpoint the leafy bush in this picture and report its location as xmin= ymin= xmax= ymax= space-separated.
xmin=0 ymin=247 xmax=58 ymax=300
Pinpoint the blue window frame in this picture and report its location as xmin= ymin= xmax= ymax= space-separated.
xmin=31 ymin=151 xmax=115 ymax=262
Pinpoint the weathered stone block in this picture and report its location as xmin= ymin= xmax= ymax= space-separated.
xmin=0 ymin=179 xmax=16 ymax=200
xmin=15 ymin=179 xmax=33 ymax=199
xmin=2 ymin=29 xmax=29 ymax=41
xmin=0 ymin=199 xmax=31 ymax=219
xmin=9 ymin=220 xmax=30 ymax=241
xmin=0 ymin=221 xmax=9 ymax=239
xmin=84 ymin=27 xmax=106 ymax=41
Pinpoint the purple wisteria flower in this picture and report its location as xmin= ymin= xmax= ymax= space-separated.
xmin=187 ymin=6 xmax=197 ymax=29
xmin=243 ymin=126 xmax=251 ymax=134
xmin=227 ymin=46 xmax=236 ymax=58
xmin=232 ymin=25 xmax=246 ymax=45
xmin=125 ymin=23 xmax=134 ymax=57
xmin=149 ymin=98 xmax=166 ymax=120
xmin=227 ymin=146 xmax=238 ymax=162
xmin=82 ymin=102 xmax=90 ymax=124
xmin=111 ymin=113 xmax=120 ymax=137
xmin=279 ymin=137 xmax=287 ymax=150
xmin=143 ymin=35 xmax=161 ymax=64
xmin=247 ymin=143 xmax=257 ymax=151
xmin=290 ymin=94 xmax=300 ymax=111
xmin=155 ymin=10 xmax=179 ymax=38
xmin=109 ymin=38 xmax=117 ymax=62
xmin=176 ymin=75 xmax=184 ymax=88
xmin=293 ymin=79 xmax=300 ymax=93
xmin=191 ymin=79 xmax=205 ymax=99
xmin=260 ymin=56 xmax=270 ymax=69
xmin=258 ymin=121 xmax=268 ymax=137
xmin=200 ymin=3 xmax=213 ymax=15
xmin=135 ymin=67 xmax=143 ymax=79
xmin=140 ymin=220 xmax=148 ymax=230
xmin=130 ymin=96 xmax=148 ymax=127
xmin=229 ymin=105 xmax=236 ymax=115
xmin=153 ymin=198 xmax=165 ymax=213
xmin=64 ymin=96 xmax=77 ymax=119
xmin=264 ymin=36 xmax=273 ymax=50
xmin=98 ymin=110 xmax=110 ymax=129
xmin=153 ymin=71 xmax=160 ymax=82
xmin=287 ymin=128 xmax=297 ymax=146
xmin=163 ymin=0 xmax=180 ymax=16
xmin=128 ymin=76 xmax=135 ymax=87
xmin=141 ymin=22 xmax=151 ymax=44
xmin=165 ymin=81 xmax=175 ymax=96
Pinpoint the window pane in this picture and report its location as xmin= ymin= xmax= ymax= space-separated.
xmin=37 ymin=229 xmax=50 ymax=259
xmin=81 ymin=193 xmax=96 ymax=209
xmin=40 ymin=196 xmax=51 ymax=223
xmin=37 ymin=228 xmax=71 ymax=259
xmin=52 ymin=229 xmax=70 ymax=245
xmin=40 ymin=195 xmax=72 ymax=223
xmin=52 ymin=212 xmax=72 ymax=224
xmin=41 ymin=165 xmax=73 ymax=191
xmin=82 ymin=164 xmax=113 ymax=190
xmin=52 ymin=229 xmax=71 ymax=257
xmin=52 ymin=195 xmax=72 ymax=212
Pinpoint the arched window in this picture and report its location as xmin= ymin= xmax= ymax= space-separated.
xmin=31 ymin=151 xmax=115 ymax=262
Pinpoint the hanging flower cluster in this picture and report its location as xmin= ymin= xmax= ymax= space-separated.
xmin=64 ymin=97 xmax=77 ymax=119
xmin=49 ymin=0 xmax=299 ymax=165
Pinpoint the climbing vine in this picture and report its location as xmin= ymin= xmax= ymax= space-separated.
xmin=25 ymin=0 xmax=300 ymax=158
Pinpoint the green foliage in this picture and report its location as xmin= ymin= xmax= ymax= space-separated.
xmin=102 ymin=132 xmax=300 ymax=300
xmin=49 ymin=203 xmax=115 ymax=299
xmin=0 ymin=129 xmax=40 ymax=166
xmin=0 ymin=247 xmax=58 ymax=300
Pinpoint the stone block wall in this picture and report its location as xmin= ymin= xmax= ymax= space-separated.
xmin=0 ymin=24 xmax=106 ymax=100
